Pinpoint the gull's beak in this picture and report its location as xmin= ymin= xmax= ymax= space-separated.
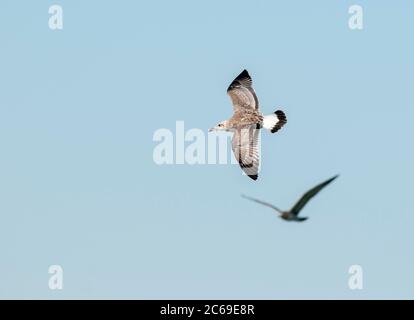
xmin=208 ymin=128 xmax=214 ymax=132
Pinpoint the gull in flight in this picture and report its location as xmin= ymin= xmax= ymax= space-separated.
xmin=209 ymin=70 xmax=287 ymax=180
xmin=242 ymin=175 xmax=339 ymax=221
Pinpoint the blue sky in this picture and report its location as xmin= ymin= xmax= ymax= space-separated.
xmin=0 ymin=0 xmax=413 ymax=299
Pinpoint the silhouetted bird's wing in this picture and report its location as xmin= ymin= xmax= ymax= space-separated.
xmin=290 ymin=175 xmax=339 ymax=216
xmin=227 ymin=69 xmax=259 ymax=112
xmin=242 ymin=195 xmax=283 ymax=213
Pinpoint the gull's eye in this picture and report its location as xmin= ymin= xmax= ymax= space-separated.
xmin=218 ymin=124 xmax=222 ymax=127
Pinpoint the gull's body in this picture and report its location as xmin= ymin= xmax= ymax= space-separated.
xmin=242 ymin=175 xmax=339 ymax=222
xmin=209 ymin=70 xmax=287 ymax=180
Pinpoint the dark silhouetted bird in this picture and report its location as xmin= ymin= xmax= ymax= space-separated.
xmin=242 ymin=175 xmax=339 ymax=222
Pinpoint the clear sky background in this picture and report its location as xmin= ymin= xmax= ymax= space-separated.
xmin=0 ymin=1 xmax=413 ymax=299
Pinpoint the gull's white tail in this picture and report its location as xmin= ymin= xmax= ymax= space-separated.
xmin=262 ymin=110 xmax=287 ymax=133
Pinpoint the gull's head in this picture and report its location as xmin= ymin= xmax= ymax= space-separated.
xmin=209 ymin=120 xmax=229 ymax=132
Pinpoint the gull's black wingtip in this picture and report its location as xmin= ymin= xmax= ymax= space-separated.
xmin=248 ymin=174 xmax=258 ymax=181
xmin=227 ymin=69 xmax=252 ymax=92
xmin=235 ymin=69 xmax=250 ymax=81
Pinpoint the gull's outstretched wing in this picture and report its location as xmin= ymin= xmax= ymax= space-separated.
xmin=232 ymin=125 xmax=260 ymax=180
xmin=227 ymin=69 xmax=259 ymax=112
xmin=290 ymin=175 xmax=339 ymax=216
xmin=241 ymin=195 xmax=283 ymax=213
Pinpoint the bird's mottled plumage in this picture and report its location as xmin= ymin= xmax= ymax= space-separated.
xmin=227 ymin=69 xmax=259 ymax=112
xmin=210 ymin=69 xmax=287 ymax=180
xmin=232 ymin=125 xmax=260 ymax=180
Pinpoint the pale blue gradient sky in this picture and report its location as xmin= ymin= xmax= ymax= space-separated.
xmin=0 ymin=1 xmax=413 ymax=299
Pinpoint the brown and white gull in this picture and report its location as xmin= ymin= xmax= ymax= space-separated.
xmin=242 ymin=175 xmax=339 ymax=221
xmin=209 ymin=70 xmax=287 ymax=180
